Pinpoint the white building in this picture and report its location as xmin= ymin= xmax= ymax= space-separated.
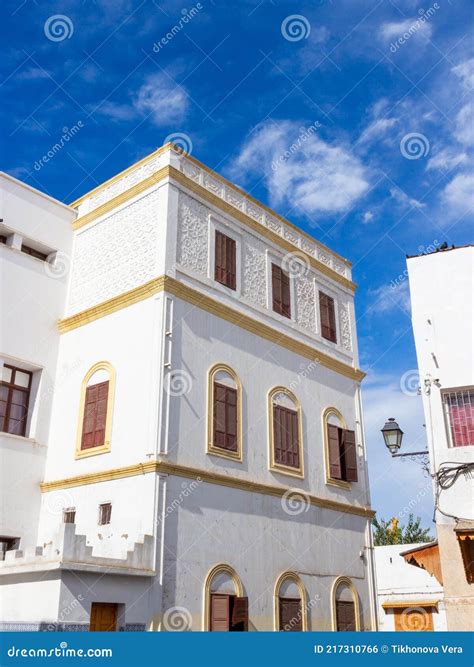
xmin=0 ymin=144 xmax=377 ymax=632
xmin=375 ymin=544 xmax=446 ymax=631
xmin=406 ymin=246 xmax=474 ymax=631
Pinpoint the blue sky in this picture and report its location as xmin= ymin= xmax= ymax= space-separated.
xmin=3 ymin=0 xmax=473 ymax=529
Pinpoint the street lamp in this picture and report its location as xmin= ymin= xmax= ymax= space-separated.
xmin=381 ymin=418 xmax=403 ymax=454
xmin=381 ymin=418 xmax=429 ymax=458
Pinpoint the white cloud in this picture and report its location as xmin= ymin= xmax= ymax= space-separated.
xmin=228 ymin=121 xmax=369 ymax=216
xmin=442 ymin=172 xmax=474 ymax=216
xmin=16 ymin=67 xmax=51 ymax=81
xmin=362 ymin=210 xmax=374 ymax=223
xmin=427 ymin=147 xmax=468 ymax=172
xmin=134 ymin=73 xmax=188 ymax=125
xmin=95 ymin=73 xmax=188 ymax=127
xmin=380 ymin=18 xmax=432 ymax=44
xmin=357 ymin=117 xmax=398 ymax=147
xmin=454 ymin=102 xmax=474 ymax=146
xmin=368 ymin=280 xmax=411 ymax=316
xmin=452 ymin=58 xmax=474 ymax=90
xmin=390 ymin=186 xmax=425 ymax=210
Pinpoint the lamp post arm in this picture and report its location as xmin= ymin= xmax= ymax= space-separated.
xmin=391 ymin=450 xmax=429 ymax=458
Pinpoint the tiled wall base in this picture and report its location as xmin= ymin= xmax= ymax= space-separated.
xmin=0 ymin=623 xmax=146 ymax=632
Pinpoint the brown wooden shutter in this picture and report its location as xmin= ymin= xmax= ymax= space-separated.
xmin=328 ymin=424 xmax=342 ymax=479
xmin=319 ymin=292 xmax=337 ymax=342
xmin=274 ymin=405 xmax=299 ymax=469
xmin=231 ymin=596 xmax=248 ymax=630
xmin=272 ymin=264 xmax=291 ymax=318
xmin=279 ymin=598 xmax=303 ymax=631
xmin=213 ymin=382 xmax=238 ymax=452
xmin=210 ymin=594 xmax=230 ymax=631
xmin=342 ymin=429 xmax=358 ymax=482
xmin=81 ymin=381 xmax=109 ymax=450
xmin=336 ymin=600 xmax=356 ymax=631
xmin=215 ymin=231 xmax=236 ymax=290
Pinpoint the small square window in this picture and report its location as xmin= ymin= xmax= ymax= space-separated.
xmin=63 ymin=508 xmax=76 ymax=524
xmin=98 ymin=503 xmax=112 ymax=526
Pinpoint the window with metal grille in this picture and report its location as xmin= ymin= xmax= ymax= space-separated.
xmin=214 ymin=230 xmax=237 ymax=290
xmin=0 ymin=365 xmax=33 ymax=437
xmin=63 ymin=508 xmax=76 ymax=524
xmin=0 ymin=537 xmax=20 ymax=561
xmin=442 ymin=388 xmax=474 ymax=447
xmin=98 ymin=503 xmax=112 ymax=526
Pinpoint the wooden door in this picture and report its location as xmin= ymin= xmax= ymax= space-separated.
xmin=90 ymin=603 xmax=118 ymax=631
xmin=394 ymin=607 xmax=433 ymax=631
xmin=279 ymin=598 xmax=303 ymax=631
xmin=336 ymin=600 xmax=356 ymax=631
xmin=210 ymin=594 xmax=230 ymax=631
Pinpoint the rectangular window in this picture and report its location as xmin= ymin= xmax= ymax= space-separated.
xmin=21 ymin=244 xmax=49 ymax=261
xmin=215 ymin=230 xmax=236 ymax=290
xmin=336 ymin=600 xmax=356 ymax=631
xmin=319 ymin=292 xmax=337 ymax=342
xmin=63 ymin=508 xmax=76 ymax=524
xmin=0 ymin=537 xmax=20 ymax=561
xmin=327 ymin=424 xmax=358 ymax=483
xmin=273 ymin=405 xmax=299 ymax=469
xmin=213 ymin=382 xmax=238 ymax=452
xmin=0 ymin=235 xmax=7 ymax=245
xmin=442 ymin=388 xmax=474 ymax=447
xmin=98 ymin=503 xmax=112 ymax=526
xmin=81 ymin=381 xmax=109 ymax=450
xmin=272 ymin=264 xmax=291 ymax=318
xmin=0 ymin=365 xmax=32 ymax=437
xmin=279 ymin=598 xmax=302 ymax=631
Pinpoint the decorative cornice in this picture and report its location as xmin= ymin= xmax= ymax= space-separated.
xmin=40 ymin=459 xmax=375 ymax=519
xmin=72 ymin=166 xmax=170 ymax=230
xmin=71 ymin=157 xmax=354 ymax=292
xmin=57 ymin=275 xmax=365 ymax=381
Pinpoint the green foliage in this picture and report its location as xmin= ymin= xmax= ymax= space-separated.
xmin=372 ymin=514 xmax=433 ymax=546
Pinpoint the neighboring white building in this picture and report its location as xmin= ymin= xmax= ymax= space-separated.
xmin=406 ymin=246 xmax=474 ymax=631
xmin=0 ymin=144 xmax=377 ymax=632
xmin=375 ymin=544 xmax=446 ymax=631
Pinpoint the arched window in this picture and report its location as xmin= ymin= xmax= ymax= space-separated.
xmin=274 ymin=572 xmax=308 ymax=631
xmin=268 ymin=387 xmax=303 ymax=477
xmin=75 ymin=362 xmax=115 ymax=459
xmin=332 ymin=577 xmax=360 ymax=631
xmin=207 ymin=364 xmax=242 ymax=461
xmin=203 ymin=564 xmax=248 ymax=631
xmin=322 ymin=407 xmax=358 ymax=486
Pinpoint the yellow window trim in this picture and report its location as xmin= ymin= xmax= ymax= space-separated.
xmin=75 ymin=361 xmax=116 ymax=460
xmin=268 ymin=386 xmax=304 ymax=479
xmin=206 ymin=363 xmax=243 ymax=462
xmin=203 ymin=563 xmax=244 ymax=631
xmin=331 ymin=576 xmax=361 ymax=631
xmin=274 ymin=571 xmax=308 ymax=631
xmin=322 ymin=407 xmax=352 ymax=489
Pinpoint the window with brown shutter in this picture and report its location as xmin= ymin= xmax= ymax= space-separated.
xmin=231 ymin=597 xmax=248 ymax=631
xmin=81 ymin=381 xmax=109 ymax=450
xmin=98 ymin=503 xmax=112 ymax=526
xmin=327 ymin=424 xmax=358 ymax=483
xmin=213 ymin=382 xmax=238 ymax=452
xmin=273 ymin=405 xmax=300 ymax=469
xmin=336 ymin=600 xmax=356 ymax=631
xmin=215 ymin=230 xmax=236 ymax=290
xmin=63 ymin=508 xmax=76 ymax=524
xmin=0 ymin=365 xmax=32 ymax=437
xmin=272 ymin=264 xmax=291 ymax=318
xmin=319 ymin=292 xmax=337 ymax=342
xmin=279 ymin=598 xmax=303 ymax=631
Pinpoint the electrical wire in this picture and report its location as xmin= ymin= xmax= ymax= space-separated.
xmin=432 ymin=461 xmax=474 ymax=522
